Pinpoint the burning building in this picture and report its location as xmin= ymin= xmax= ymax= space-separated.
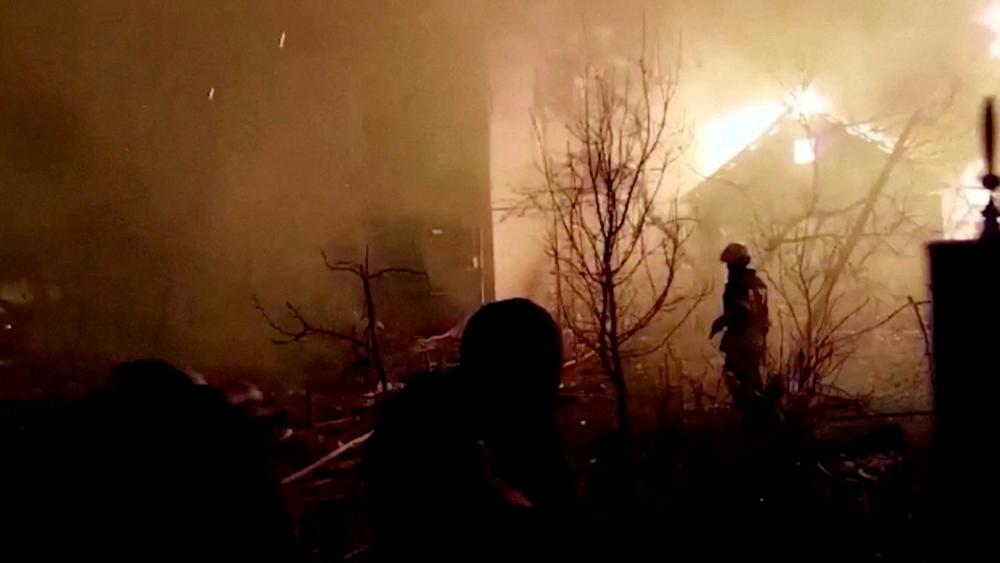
xmin=3 ymin=0 xmax=999 ymax=385
xmin=685 ymin=108 xmax=943 ymax=296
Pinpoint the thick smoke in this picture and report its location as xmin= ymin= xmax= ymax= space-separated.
xmin=490 ymin=0 xmax=993 ymax=296
xmin=0 ymin=0 xmax=992 ymax=381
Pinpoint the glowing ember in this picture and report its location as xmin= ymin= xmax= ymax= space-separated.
xmin=979 ymin=1 xmax=1000 ymax=58
xmin=845 ymin=123 xmax=895 ymax=153
xmin=793 ymin=138 xmax=816 ymax=165
xmin=786 ymin=87 xmax=829 ymax=117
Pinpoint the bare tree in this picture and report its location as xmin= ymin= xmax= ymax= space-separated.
xmin=522 ymin=54 xmax=704 ymax=434
xmin=253 ymin=246 xmax=427 ymax=395
xmin=750 ymin=110 xmax=934 ymax=420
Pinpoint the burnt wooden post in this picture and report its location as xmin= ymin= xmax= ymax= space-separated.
xmin=928 ymin=98 xmax=1000 ymax=553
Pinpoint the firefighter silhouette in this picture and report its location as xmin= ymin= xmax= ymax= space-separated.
xmin=710 ymin=243 xmax=769 ymax=409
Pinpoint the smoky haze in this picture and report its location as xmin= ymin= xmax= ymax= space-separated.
xmin=491 ymin=0 xmax=992 ymax=296
xmin=0 ymin=1 xmax=491 ymax=383
xmin=0 ymin=1 xmax=992 ymax=386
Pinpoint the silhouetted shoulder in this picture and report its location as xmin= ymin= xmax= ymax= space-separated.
xmin=363 ymin=370 xmax=481 ymax=497
xmin=742 ymin=268 xmax=767 ymax=288
xmin=362 ymin=371 xmax=502 ymax=560
xmin=37 ymin=361 xmax=301 ymax=562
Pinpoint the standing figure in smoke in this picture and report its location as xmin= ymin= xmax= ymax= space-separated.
xmin=710 ymin=243 xmax=769 ymax=410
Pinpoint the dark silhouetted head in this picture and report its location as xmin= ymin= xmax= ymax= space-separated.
xmin=460 ymin=299 xmax=562 ymax=427
xmin=364 ymin=302 xmax=574 ymax=561
xmin=720 ymin=242 xmax=751 ymax=269
xmin=110 ymin=359 xmax=198 ymax=395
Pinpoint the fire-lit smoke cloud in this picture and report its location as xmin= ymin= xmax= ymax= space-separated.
xmin=490 ymin=0 xmax=999 ymax=297
xmin=694 ymin=87 xmax=829 ymax=178
xmin=2 ymin=0 xmax=998 ymax=373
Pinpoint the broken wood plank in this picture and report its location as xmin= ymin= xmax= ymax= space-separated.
xmin=281 ymin=431 xmax=373 ymax=486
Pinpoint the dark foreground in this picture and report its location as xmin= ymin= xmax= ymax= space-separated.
xmin=0 ymin=359 xmax=933 ymax=563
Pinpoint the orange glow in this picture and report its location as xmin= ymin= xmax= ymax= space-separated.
xmin=695 ymin=88 xmax=828 ymax=177
xmin=696 ymin=102 xmax=785 ymax=176
xmin=979 ymin=1 xmax=1000 ymax=58
xmin=787 ymin=87 xmax=829 ymax=117
xmin=793 ymin=138 xmax=816 ymax=165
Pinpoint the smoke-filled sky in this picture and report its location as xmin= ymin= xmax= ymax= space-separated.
xmin=1 ymin=0 xmax=996 ymax=374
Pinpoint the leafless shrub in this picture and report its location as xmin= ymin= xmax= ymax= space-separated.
xmin=752 ymin=109 xmax=933 ymax=423
xmin=514 ymin=51 xmax=706 ymax=434
xmin=253 ymin=246 xmax=427 ymax=395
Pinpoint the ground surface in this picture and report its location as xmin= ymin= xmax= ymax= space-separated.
xmin=277 ymin=362 xmax=932 ymax=562
xmin=0 ymin=348 xmax=933 ymax=562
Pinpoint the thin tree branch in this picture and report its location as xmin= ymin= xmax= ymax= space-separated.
xmin=252 ymin=294 xmax=366 ymax=349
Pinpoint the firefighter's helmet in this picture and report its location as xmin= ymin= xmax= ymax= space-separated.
xmin=720 ymin=242 xmax=751 ymax=265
